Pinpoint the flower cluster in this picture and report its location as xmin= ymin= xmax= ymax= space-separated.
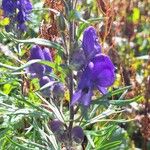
xmin=1 ymin=0 xmax=32 ymax=32
xmin=26 ymin=45 xmax=64 ymax=97
xmin=71 ymin=26 xmax=116 ymax=107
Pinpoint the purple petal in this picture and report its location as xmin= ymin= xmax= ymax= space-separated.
xmin=80 ymin=88 xmax=93 ymax=106
xmin=70 ymin=48 xmax=86 ymax=70
xmin=71 ymin=90 xmax=82 ymax=106
xmin=49 ymin=120 xmax=64 ymax=133
xmin=82 ymin=26 xmax=101 ymax=60
xmin=97 ymin=86 xmax=108 ymax=94
xmin=29 ymin=45 xmax=45 ymax=77
xmin=29 ymin=45 xmax=45 ymax=60
xmin=97 ymin=69 xmax=115 ymax=87
xmin=39 ymin=76 xmax=51 ymax=87
xmin=43 ymin=48 xmax=52 ymax=72
xmin=17 ymin=10 xmax=26 ymax=23
xmin=53 ymin=83 xmax=65 ymax=97
xmin=88 ymin=54 xmax=115 ymax=87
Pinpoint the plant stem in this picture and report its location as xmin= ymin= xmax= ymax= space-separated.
xmin=67 ymin=0 xmax=76 ymax=148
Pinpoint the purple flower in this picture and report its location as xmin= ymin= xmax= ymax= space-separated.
xmin=2 ymin=0 xmax=17 ymax=15
xmin=71 ymin=54 xmax=115 ymax=106
xmin=27 ymin=45 xmax=45 ymax=78
xmin=82 ymin=26 xmax=101 ymax=60
xmin=1 ymin=0 xmax=32 ymax=32
xmin=26 ymin=45 xmax=65 ymax=98
xmin=17 ymin=0 xmax=32 ymax=13
xmin=26 ymin=45 xmax=53 ymax=78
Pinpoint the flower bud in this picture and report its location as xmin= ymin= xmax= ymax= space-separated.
xmin=39 ymin=76 xmax=51 ymax=97
xmin=49 ymin=120 xmax=64 ymax=133
xmin=53 ymin=83 xmax=65 ymax=98
xmin=71 ymin=126 xmax=84 ymax=143
xmin=49 ymin=120 xmax=68 ymax=142
xmin=70 ymin=48 xmax=86 ymax=70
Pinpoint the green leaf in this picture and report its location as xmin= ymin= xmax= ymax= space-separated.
xmin=68 ymin=10 xmax=88 ymax=23
xmin=84 ymin=108 xmax=124 ymax=127
xmin=0 ymin=62 xmax=18 ymax=70
xmin=16 ymin=137 xmax=47 ymax=150
xmin=2 ymin=32 xmax=65 ymax=56
xmin=6 ymin=136 xmax=34 ymax=150
xmin=86 ymin=134 xmax=95 ymax=149
xmin=13 ymin=95 xmax=52 ymax=117
xmin=97 ymin=141 xmax=122 ymax=150
xmin=2 ymin=84 xmax=13 ymax=95
xmin=92 ymin=86 xmax=132 ymax=105
xmin=110 ymin=95 xmax=142 ymax=106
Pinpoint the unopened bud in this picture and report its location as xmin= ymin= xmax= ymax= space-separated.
xmin=49 ymin=120 xmax=64 ymax=133
xmin=39 ymin=76 xmax=51 ymax=97
xmin=53 ymin=83 xmax=65 ymax=98
xmin=71 ymin=126 xmax=84 ymax=143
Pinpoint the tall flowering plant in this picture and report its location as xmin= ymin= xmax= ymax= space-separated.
xmin=0 ymin=0 xmax=142 ymax=149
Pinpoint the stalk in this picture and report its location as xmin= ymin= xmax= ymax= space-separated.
xmin=67 ymin=0 xmax=76 ymax=148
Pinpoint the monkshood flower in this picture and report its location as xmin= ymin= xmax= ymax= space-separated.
xmin=2 ymin=0 xmax=32 ymax=31
xmin=71 ymin=54 xmax=115 ymax=106
xmin=82 ymin=26 xmax=101 ymax=60
xmin=26 ymin=45 xmax=52 ymax=78
xmin=26 ymin=45 xmax=65 ymax=98
xmin=27 ymin=45 xmax=45 ymax=78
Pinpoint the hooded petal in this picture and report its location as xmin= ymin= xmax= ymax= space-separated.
xmin=43 ymin=48 xmax=52 ymax=72
xmin=82 ymin=26 xmax=101 ymax=60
